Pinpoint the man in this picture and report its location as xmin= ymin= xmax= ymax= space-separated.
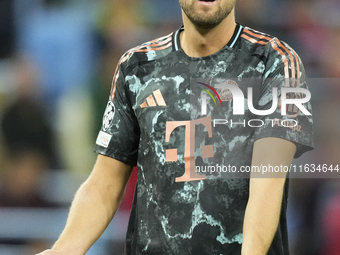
xmin=37 ymin=0 xmax=313 ymax=254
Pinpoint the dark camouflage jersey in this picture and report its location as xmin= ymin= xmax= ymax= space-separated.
xmin=95 ymin=24 xmax=314 ymax=255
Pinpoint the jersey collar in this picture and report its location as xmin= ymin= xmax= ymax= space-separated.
xmin=172 ymin=23 xmax=243 ymax=52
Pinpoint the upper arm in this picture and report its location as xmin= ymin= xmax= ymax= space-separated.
xmin=254 ymin=40 xmax=314 ymax=158
xmin=243 ymin=138 xmax=295 ymax=255
xmin=251 ymin=137 xmax=296 ymax=175
xmin=250 ymin=137 xmax=296 ymax=194
xmin=94 ymin=61 xmax=140 ymax=166
xmin=86 ymin=155 xmax=134 ymax=200
xmin=91 ymin=59 xmax=138 ymax=199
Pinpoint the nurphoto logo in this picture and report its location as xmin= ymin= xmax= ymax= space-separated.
xmin=197 ymin=81 xmax=312 ymax=116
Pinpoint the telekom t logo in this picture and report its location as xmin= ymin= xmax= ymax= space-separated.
xmin=165 ymin=117 xmax=213 ymax=182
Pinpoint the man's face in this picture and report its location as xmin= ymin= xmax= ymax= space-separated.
xmin=179 ymin=0 xmax=237 ymax=29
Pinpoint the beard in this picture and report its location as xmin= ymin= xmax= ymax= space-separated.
xmin=179 ymin=0 xmax=236 ymax=29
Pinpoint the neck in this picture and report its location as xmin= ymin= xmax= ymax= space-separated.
xmin=180 ymin=9 xmax=237 ymax=57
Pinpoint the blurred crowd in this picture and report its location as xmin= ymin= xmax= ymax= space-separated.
xmin=0 ymin=0 xmax=339 ymax=254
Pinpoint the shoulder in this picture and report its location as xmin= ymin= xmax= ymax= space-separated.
xmin=109 ymin=33 xmax=174 ymax=100
xmin=117 ymin=32 xmax=174 ymax=71
xmin=239 ymin=26 xmax=304 ymax=77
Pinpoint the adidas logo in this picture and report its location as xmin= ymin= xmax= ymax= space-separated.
xmin=140 ymin=89 xmax=167 ymax=108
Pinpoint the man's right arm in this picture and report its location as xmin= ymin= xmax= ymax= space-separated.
xmin=36 ymin=154 xmax=134 ymax=255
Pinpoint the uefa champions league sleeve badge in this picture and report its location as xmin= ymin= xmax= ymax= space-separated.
xmin=102 ymin=101 xmax=115 ymax=131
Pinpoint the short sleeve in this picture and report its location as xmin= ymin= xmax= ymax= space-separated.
xmin=94 ymin=63 xmax=140 ymax=166
xmin=253 ymin=40 xmax=314 ymax=158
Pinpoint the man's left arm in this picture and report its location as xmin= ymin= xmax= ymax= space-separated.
xmin=241 ymin=137 xmax=296 ymax=255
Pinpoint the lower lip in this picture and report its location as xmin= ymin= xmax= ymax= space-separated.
xmin=197 ymin=0 xmax=216 ymax=6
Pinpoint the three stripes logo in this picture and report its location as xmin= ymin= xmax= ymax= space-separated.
xmin=140 ymin=89 xmax=167 ymax=108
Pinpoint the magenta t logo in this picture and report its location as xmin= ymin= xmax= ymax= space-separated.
xmin=165 ymin=116 xmax=214 ymax=182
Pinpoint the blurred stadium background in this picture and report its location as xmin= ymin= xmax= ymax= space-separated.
xmin=0 ymin=0 xmax=339 ymax=254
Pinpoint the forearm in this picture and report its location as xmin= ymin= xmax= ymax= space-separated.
xmin=52 ymin=180 xmax=121 ymax=255
xmin=47 ymin=156 xmax=133 ymax=255
xmin=241 ymin=178 xmax=286 ymax=255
